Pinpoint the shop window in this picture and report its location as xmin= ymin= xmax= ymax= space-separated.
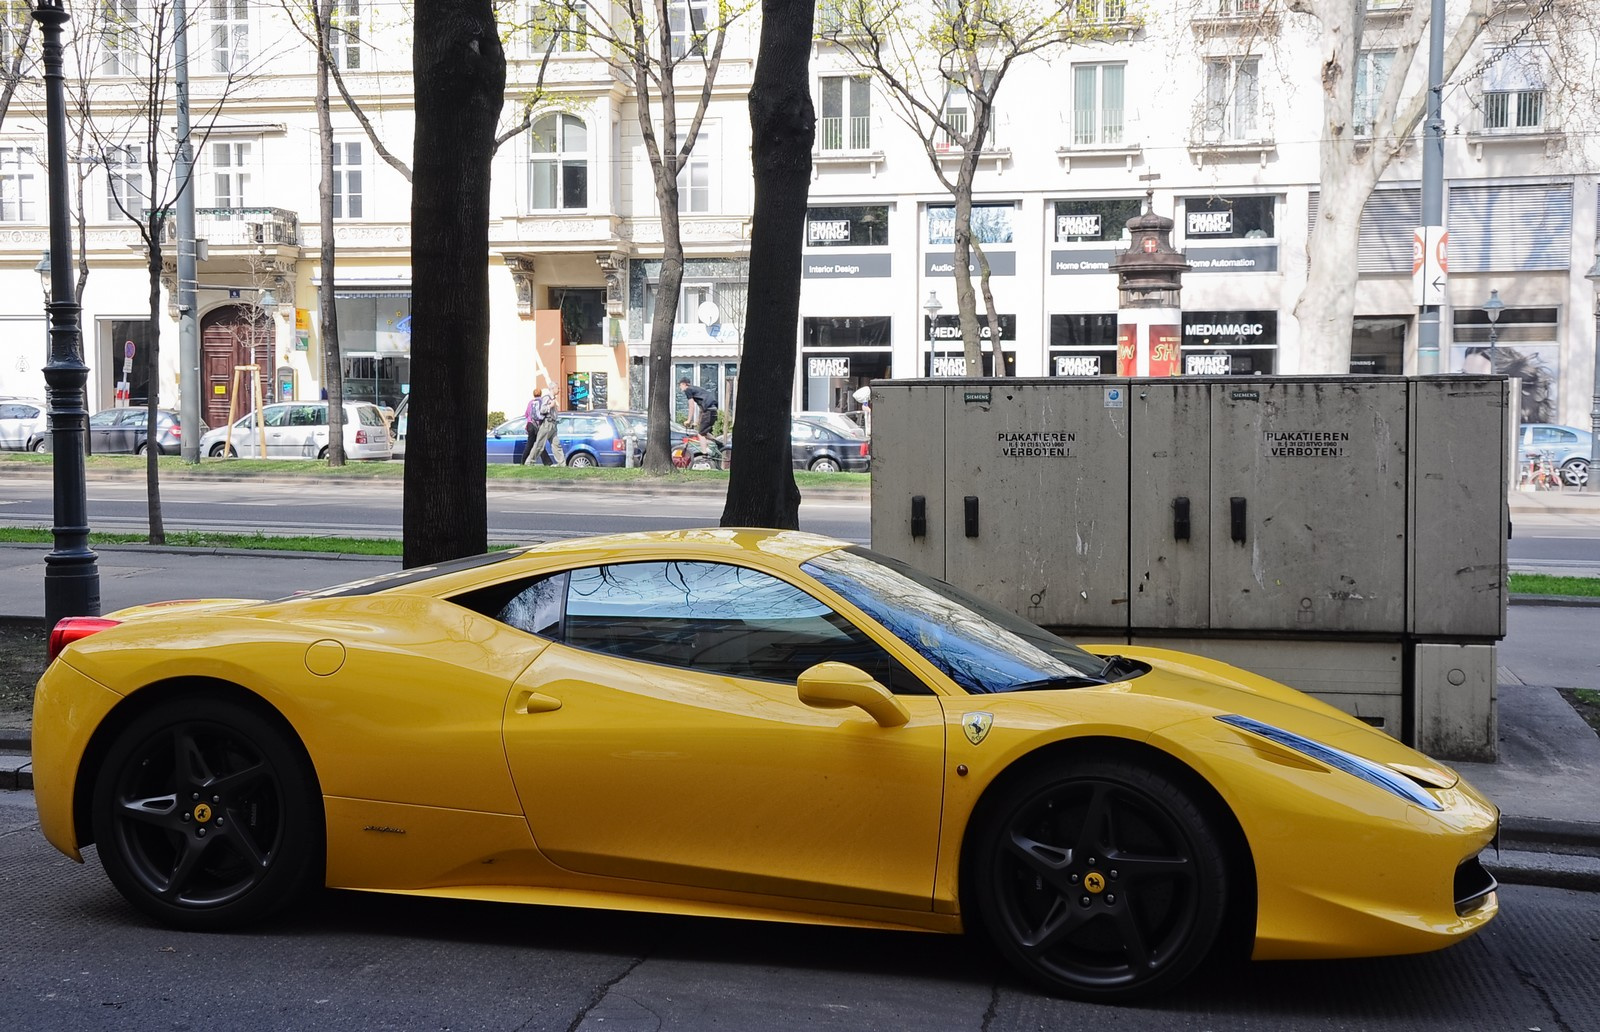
xmin=1183 ymin=195 xmax=1275 ymax=240
xmin=1053 ymin=198 xmax=1140 ymax=244
xmin=928 ymin=203 xmax=1013 ymax=245
xmin=1349 ymin=316 xmax=1406 ymax=374
xmin=806 ymin=205 xmax=889 ymax=247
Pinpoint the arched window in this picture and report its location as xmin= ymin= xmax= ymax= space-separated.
xmin=529 ymin=113 xmax=588 ymax=211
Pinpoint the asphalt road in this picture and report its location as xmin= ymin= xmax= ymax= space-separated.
xmin=0 ymin=475 xmax=873 ymax=544
xmin=0 ymin=781 xmax=1592 ymax=1032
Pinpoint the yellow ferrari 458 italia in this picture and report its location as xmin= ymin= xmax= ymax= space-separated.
xmin=32 ymin=529 xmax=1499 ymax=1001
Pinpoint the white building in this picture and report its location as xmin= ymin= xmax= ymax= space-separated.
xmin=0 ymin=1 xmax=1595 ymax=433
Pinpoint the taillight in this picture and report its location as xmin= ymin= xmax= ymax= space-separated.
xmin=860 ymin=442 xmax=870 ymax=456
xmin=48 ymin=617 xmax=121 ymax=663
xmin=172 ymin=425 xmax=182 ymax=438
xmin=611 ymin=438 xmax=624 ymax=451
xmin=356 ymin=428 xmax=369 ymax=444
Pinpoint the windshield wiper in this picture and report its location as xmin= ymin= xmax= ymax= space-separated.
xmin=1008 ymin=673 xmax=1106 ymax=692
xmin=1098 ymin=655 xmax=1142 ymax=681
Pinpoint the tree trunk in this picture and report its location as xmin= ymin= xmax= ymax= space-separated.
xmin=318 ymin=1 xmax=346 ymax=464
xmin=404 ymin=0 xmax=504 ymax=567
xmin=1294 ymin=175 xmax=1373 ymax=372
xmin=143 ymin=213 xmax=165 ymax=544
xmin=721 ymin=0 xmax=812 ymax=529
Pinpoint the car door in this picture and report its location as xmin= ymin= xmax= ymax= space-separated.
xmin=0 ymin=402 xmax=37 ymax=449
xmin=500 ymin=559 xmax=947 ymax=911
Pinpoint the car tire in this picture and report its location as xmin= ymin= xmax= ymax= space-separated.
xmin=809 ymin=456 xmax=841 ymax=473
xmin=209 ymin=443 xmax=236 ymax=458
xmin=318 ymin=446 xmax=329 ymax=460
xmin=1561 ymin=458 xmax=1588 ymax=488
xmin=32 ymin=439 xmax=47 ymax=453
xmin=136 ymin=443 xmax=149 ymax=456
xmin=688 ymin=455 xmax=715 ymax=471
xmin=970 ymin=757 xmax=1230 ymax=1002
xmin=90 ymin=695 xmax=324 ymax=931
xmin=566 ymin=452 xmax=597 ymax=468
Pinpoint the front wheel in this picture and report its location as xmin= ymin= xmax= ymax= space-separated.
xmin=970 ymin=758 xmax=1230 ymax=1001
xmin=1561 ymin=458 xmax=1589 ymax=488
xmin=566 ymin=451 xmax=597 ymax=468
xmin=90 ymin=696 xmax=324 ymax=931
xmin=32 ymin=439 xmax=47 ymax=453
xmin=318 ymin=446 xmax=329 ymax=460
xmin=209 ymin=443 xmax=236 ymax=458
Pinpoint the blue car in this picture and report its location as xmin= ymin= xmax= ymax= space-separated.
xmin=487 ymin=409 xmax=643 ymax=467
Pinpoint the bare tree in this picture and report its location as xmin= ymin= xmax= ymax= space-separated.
xmin=1280 ymin=0 xmax=1593 ymax=371
xmin=404 ymin=0 xmax=505 ymax=567
xmin=574 ymin=0 xmax=754 ymax=472
xmin=822 ymin=0 xmax=1113 ymax=375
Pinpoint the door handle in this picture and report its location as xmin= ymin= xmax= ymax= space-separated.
xmin=514 ymin=690 xmax=562 ymax=714
xmin=911 ymin=495 xmax=926 ymax=538
xmin=1230 ymin=497 xmax=1247 ymax=544
xmin=1173 ymin=497 xmax=1191 ymax=541
xmin=964 ymin=496 xmax=979 ymax=538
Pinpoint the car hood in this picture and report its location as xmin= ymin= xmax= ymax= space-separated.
xmin=1079 ymin=644 xmax=1459 ymax=789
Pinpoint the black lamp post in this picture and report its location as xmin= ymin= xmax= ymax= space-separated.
xmin=32 ymin=0 xmax=100 ymax=627
xmin=1482 ymin=288 xmax=1505 ymax=368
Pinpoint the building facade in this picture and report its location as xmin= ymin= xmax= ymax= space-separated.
xmin=0 ymin=1 xmax=1595 ymax=431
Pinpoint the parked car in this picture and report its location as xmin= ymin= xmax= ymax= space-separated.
xmin=1518 ymin=423 xmax=1592 ymax=487
xmin=792 ymin=415 xmax=870 ymax=473
xmin=487 ymin=409 xmax=643 ymax=467
xmin=36 ymin=405 xmax=201 ymax=455
xmin=35 ymin=529 xmax=1500 ymax=1001
xmin=198 ymin=401 xmax=392 ymax=461
xmin=0 ymin=397 xmax=48 ymax=451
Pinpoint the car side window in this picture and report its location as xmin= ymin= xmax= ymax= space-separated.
xmin=261 ymin=406 xmax=289 ymax=428
xmin=90 ymin=410 xmax=119 ymax=427
xmin=562 ymin=560 xmax=931 ymax=693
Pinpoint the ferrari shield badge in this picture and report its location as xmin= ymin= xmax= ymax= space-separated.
xmin=962 ymin=711 xmax=994 ymax=745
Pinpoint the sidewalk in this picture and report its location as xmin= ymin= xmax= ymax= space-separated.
xmin=0 ymin=539 xmax=1597 ymax=891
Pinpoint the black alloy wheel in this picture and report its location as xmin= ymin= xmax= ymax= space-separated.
xmin=972 ymin=758 xmax=1230 ymax=1001
xmin=91 ymin=696 xmax=323 ymax=930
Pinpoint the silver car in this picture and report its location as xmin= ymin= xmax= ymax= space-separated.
xmin=198 ymin=401 xmax=392 ymax=460
xmin=0 ymin=397 xmax=48 ymax=451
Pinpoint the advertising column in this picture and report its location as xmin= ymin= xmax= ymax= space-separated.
xmin=1111 ymin=194 xmax=1188 ymax=377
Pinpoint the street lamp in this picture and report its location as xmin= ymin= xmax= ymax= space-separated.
xmin=31 ymin=0 xmax=100 ymax=627
xmin=1482 ymin=288 xmax=1505 ymax=367
xmin=1584 ymin=254 xmax=1599 ymax=492
xmin=923 ymin=290 xmax=943 ymax=375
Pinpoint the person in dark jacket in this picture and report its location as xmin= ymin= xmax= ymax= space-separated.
xmin=678 ymin=378 xmax=718 ymax=435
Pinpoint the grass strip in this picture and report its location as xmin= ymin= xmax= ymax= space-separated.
xmin=1507 ymin=573 xmax=1600 ymax=597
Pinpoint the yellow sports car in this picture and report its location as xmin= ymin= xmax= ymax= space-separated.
xmin=32 ymin=529 xmax=1499 ymax=1001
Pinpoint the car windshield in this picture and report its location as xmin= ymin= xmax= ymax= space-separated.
xmin=802 ymin=546 xmax=1107 ymax=694
xmin=800 ymin=413 xmax=866 ymax=439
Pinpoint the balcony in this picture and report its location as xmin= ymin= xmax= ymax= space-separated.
xmin=1191 ymin=0 xmax=1279 ymax=35
xmin=1465 ymin=89 xmax=1563 ymax=159
xmin=815 ymin=115 xmax=884 ymax=175
xmin=147 ymin=206 xmax=301 ymax=249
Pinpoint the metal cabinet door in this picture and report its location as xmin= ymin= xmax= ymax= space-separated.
xmin=943 ymin=382 xmax=1130 ymax=633
xmin=868 ymin=383 xmax=947 ymax=578
xmin=1209 ymin=380 xmax=1408 ymax=633
xmin=1129 ymin=381 xmax=1212 ymax=630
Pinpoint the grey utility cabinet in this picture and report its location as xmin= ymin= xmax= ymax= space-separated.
xmin=869 ymin=376 xmax=1509 ymax=760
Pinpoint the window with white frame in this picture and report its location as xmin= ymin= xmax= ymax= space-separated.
xmin=818 ymin=75 xmax=871 ymax=151
xmin=675 ymin=133 xmax=713 ymax=213
xmin=328 ymin=0 xmax=361 ymax=70
xmin=938 ymin=86 xmax=994 ymax=150
xmin=209 ymin=0 xmax=249 ymax=74
xmin=1202 ymin=56 xmax=1260 ymax=142
xmin=816 ymin=0 xmax=850 ymax=34
xmin=0 ymin=145 xmax=35 ymax=222
xmin=1071 ymin=63 xmax=1124 ymax=145
xmin=332 ymin=141 xmax=362 ymax=218
xmin=1353 ymin=49 xmax=1394 ymax=137
xmin=668 ymin=0 xmax=710 ymax=59
xmin=1080 ymin=0 xmax=1127 ymax=21
xmin=105 ymin=144 xmax=146 ymax=217
xmin=209 ymin=141 xmax=251 ymax=207
xmin=1216 ymin=0 xmax=1261 ymax=12
xmin=101 ymin=0 xmax=144 ymax=76
xmin=1482 ymin=45 xmax=1546 ymax=132
xmin=528 ymin=113 xmax=588 ymax=210
xmin=526 ymin=0 xmax=586 ymax=54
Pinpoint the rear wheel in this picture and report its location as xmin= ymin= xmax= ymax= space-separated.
xmin=1562 ymin=458 xmax=1589 ymax=488
xmin=971 ymin=758 xmax=1229 ymax=1001
xmin=809 ymin=456 xmax=841 ymax=473
xmin=135 ymin=443 xmax=148 ymax=455
xmin=318 ymin=446 xmax=329 ymax=460
xmin=91 ymin=696 xmax=323 ymax=930
xmin=566 ymin=452 xmax=597 ymax=468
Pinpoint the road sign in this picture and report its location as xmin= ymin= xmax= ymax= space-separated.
xmin=1412 ymin=226 xmax=1448 ymax=307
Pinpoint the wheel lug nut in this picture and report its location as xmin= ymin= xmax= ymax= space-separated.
xmin=197 ymin=828 xmax=207 ymax=837
xmin=1106 ymin=894 xmax=1116 ymax=904
xmin=212 ymin=796 xmax=220 ymax=804
xmin=1080 ymin=896 xmax=1091 ymax=907
xmin=1110 ymin=870 xmax=1119 ymax=880
xmin=1069 ymin=873 xmax=1080 ymax=883
xmin=181 ymin=813 xmax=190 ymax=822
xmin=1088 ymin=857 xmax=1097 ymax=865
xmin=191 ymin=793 xmax=199 ymax=800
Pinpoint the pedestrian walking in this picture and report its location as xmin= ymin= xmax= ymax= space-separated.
xmin=526 ymin=388 xmax=564 ymax=466
xmin=522 ymin=387 xmax=543 ymax=465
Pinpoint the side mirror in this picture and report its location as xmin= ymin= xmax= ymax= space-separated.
xmin=796 ymin=662 xmax=909 ymax=728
